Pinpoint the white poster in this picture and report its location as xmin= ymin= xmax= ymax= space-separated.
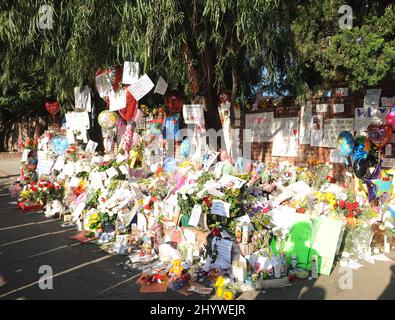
xmin=95 ymin=74 xmax=113 ymax=98
xmin=85 ymin=140 xmax=98 ymax=153
xmin=355 ymin=107 xmax=389 ymax=132
xmin=109 ymin=89 xmax=127 ymax=111
xmin=128 ymin=74 xmax=154 ymax=101
xmin=154 ymin=76 xmax=168 ymax=95
xmin=272 ymin=117 xmax=299 ymax=157
xmin=299 ymin=105 xmax=312 ymax=145
xmin=333 ymin=104 xmax=344 ymax=114
xmin=65 ymin=112 xmax=90 ymax=130
xmin=36 ymin=160 xmax=54 ymax=176
xmin=316 ymin=104 xmax=328 ymax=113
xmin=211 ymin=200 xmax=231 ymax=218
xmin=311 ymin=115 xmax=324 ymax=147
xmin=122 ymin=61 xmax=139 ymax=85
xmin=364 ymin=89 xmax=382 ymax=108
xmin=183 ymin=104 xmax=205 ymax=125
xmin=74 ymin=86 xmax=91 ymax=112
xmin=321 ymin=118 xmax=354 ymax=148
xmin=188 ymin=205 xmax=202 ymax=227
xmin=245 ymin=112 xmax=274 ymax=142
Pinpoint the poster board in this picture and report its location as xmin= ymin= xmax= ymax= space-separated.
xmin=355 ymin=107 xmax=388 ymax=133
xmin=245 ymin=112 xmax=274 ymax=142
xmin=275 ymin=215 xmax=344 ymax=276
xmin=271 ymin=117 xmax=299 ymax=157
xmin=320 ymin=118 xmax=354 ymax=148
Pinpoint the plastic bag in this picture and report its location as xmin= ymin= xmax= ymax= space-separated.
xmin=343 ymin=225 xmax=374 ymax=263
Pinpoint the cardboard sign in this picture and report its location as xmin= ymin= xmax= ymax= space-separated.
xmin=128 ymin=74 xmax=154 ymax=101
xmin=211 ymin=200 xmax=230 ymax=218
xmin=276 ymin=215 xmax=344 ymax=276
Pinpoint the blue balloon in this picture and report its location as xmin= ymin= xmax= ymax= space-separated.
xmin=180 ymin=138 xmax=190 ymax=158
xmin=163 ymin=157 xmax=178 ymax=173
xmin=337 ymin=131 xmax=354 ymax=157
xmin=51 ymin=135 xmax=69 ymax=156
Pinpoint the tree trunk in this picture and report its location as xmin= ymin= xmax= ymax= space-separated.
xmin=199 ymin=45 xmax=222 ymax=132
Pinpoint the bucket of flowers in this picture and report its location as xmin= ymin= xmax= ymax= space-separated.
xmin=18 ymin=182 xmax=44 ymax=211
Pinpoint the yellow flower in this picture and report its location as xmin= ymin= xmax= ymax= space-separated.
xmin=223 ymin=290 xmax=235 ymax=300
xmin=216 ymin=287 xmax=224 ymax=298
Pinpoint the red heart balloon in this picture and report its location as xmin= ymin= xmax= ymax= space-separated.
xmin=367 ymin=123 xmax=392 ymax=148
xmin=119 ymin=89 xmax=137 ymax=122
xmin=165 ymin=90 xmax=184 ymax=113
xmin=45 ymin=101 xmax=60 ymax=115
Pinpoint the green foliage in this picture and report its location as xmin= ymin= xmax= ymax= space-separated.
xmin=0 ymin=0 xmax=297 ymax=117
xmin=292 ymin=1 xmax=395 ymax=92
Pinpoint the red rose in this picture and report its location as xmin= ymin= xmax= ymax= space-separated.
xmin=211 ymin=228 xmax=221 ymax=237
xmin=262 ymin=207 xmax=270 ymax=214
xmin=296 ymin=207 xmax=306 ymax=214
xmin=345 ymin=202 xmax=353 ymax=211
xmin=339 ymin=200 xmax=345 ymax=209
xmin=355 ymin=208 xmax=361 ymax=214
xmin=144 ymin=204 xmax=151 ymax=210
xmin=353 ymin=202 xmax=359 ymax=209
xmin=347 ymin=213 xmax=355 ymax=219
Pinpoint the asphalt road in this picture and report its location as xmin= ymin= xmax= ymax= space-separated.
xmin=0 ymin=158 xmax=394 ymax=300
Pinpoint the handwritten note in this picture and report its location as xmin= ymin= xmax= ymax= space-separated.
xmin=36 ymin=159 xmax=54 ymax=176
xmin=211 ymin=200 xmax=230 ymax=218
xmin=85 ymin=140 xmax=98 ymax=153
xmin=122 ymin=61 xmax=139 ymax=85
xmin=188 ymin=205 xmax=202 ymax=227
xmin=333 ymin=104 xmax=344 ymax=114
xmin=106 ymin=167 xmax=118 ymax=179
xmin=128 ymin=74 xmax=154 ymax=101
xmin=154 ymin=76 xmax=168 ymax=95
xmin=183 ymin=105 xmax=205 ymax=125
xmin=53 ymin=156 xmax=65 ymax=171
xmin=214 ymin=238 xmax=233 ymax=269
xmin=245 ymin=112 xmax=274 ymax=142
xmin=69 ymin=177 xmax=81 ymax=188
xmin=316 ymin=104 xmax=328 ymax=113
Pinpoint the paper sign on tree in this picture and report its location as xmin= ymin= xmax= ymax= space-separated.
xmin=128 ymin=74 xmax=154 ymax=101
